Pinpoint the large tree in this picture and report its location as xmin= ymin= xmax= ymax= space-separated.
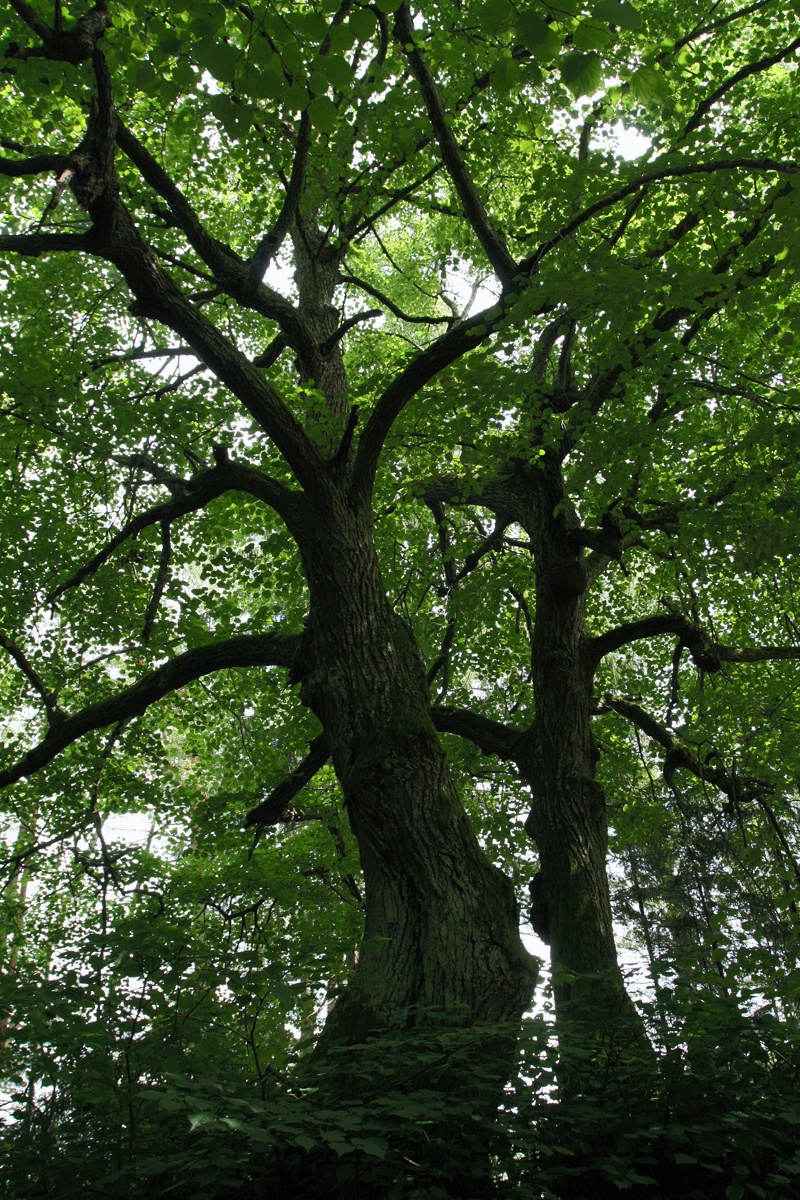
xmin=2 ymin=0 xmax=800 ymax=1195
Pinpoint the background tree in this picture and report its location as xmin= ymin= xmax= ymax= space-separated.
xmin=2 ymin=0 xmax=800 ymax=1196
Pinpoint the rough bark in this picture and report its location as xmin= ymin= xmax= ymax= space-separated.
xmin=294 ymin=489 xmax=537 ymax=1039
xmin=516 ymin=455 xmax=653 ymax=1089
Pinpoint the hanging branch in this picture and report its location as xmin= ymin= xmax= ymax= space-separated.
xmin=141 ymin=521 xmax=172 ymax=643
xmin=0 ymin=632 xmax=62 ymax=727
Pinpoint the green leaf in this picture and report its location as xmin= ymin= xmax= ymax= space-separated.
xmin=517 ymin=10 xmax=553 ymax=50
xmin=478 ymin=0 xmax=515 ymax=35
xmin=629 ymin=64 xmax=670 ymax=104
xmin=573 ymin=19 xmax=612 ymax=51
xmin=560 ymin=50 xmax=602 ymax=97
xmin=591 ymin=0 xmax=642 ymax=29
xmin=348 ymin=7 xmax=376 ymax=40
xmin=315 ymin=54 xmax=354 ymax=91
xmin=309 ymin=95 xmax=338 ymax=132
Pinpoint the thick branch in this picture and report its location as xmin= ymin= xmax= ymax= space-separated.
xmin=245 ymin=733 xmax=330 ymax=826
xmin=0 ymin=632 xmax=301 ymax=790
xmin=717 ymin=645 xmax=800 ymax=665
xmin=7 ymin=1 xmax=111 ymax=63
xmin=0 ymin=152 xmax=66 ymax=176
xmin=394 ymin=2 xmax=516 ymax=287
xmin=431 ymin=706 xmax=526 ymax=763
xmin=0 ymin=231 xmax=95 ymax=256
xmin=588 ymin=615 xmax=723 ymax=673
xmin=589 ymin=614 xmax=800 ymax=673
xmin=7 ymin=0 xmax=51 ymax=41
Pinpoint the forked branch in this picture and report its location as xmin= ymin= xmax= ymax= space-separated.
xmin=46 ymin=460 xmax=301 ymax=606
xmin=594 ymin=694 xmax=773 ymax=804
xmin=0 ymin=632 xmax=301 ymax=790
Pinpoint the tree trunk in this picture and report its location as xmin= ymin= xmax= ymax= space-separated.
xmin=517 ymin=456 xmax=652 ymax=1092
xmin=296 ymin=491 xmax=536 ymax=1036
xmin=283 ymin=487 xmax=537 ymax=1195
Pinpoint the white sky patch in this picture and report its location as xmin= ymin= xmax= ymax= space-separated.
xmin=612 ymin=121 xmax=653 ymax=160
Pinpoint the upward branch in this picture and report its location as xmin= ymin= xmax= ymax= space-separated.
xmin=394 ymin=2 xmax=516 ymax=287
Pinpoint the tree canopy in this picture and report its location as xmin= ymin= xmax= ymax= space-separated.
xmin=2 ymin=1 xmax=800 ymax=1197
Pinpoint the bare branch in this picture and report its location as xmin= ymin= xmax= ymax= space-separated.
xmin=92 ymin=345 xmax=194 ymax=368
xmin=454 ymin=519 xmax=508 ymax=584
xmin=673 ymin=0 xmax=775 ymax=52
xmin=340 ymin=272 xmax=448 ymax=326
xmin=0 ymin=152 xmax=66 ymax=177
xmin=7 ymin=0 xmax=51 ymax=40
xmin=6 ymin=1 xmax=111 ymax=63
xmin=431 ymin=706 xmax=526 ymax=763
xmin=322 ymin=309 xmax=383 ymax=353
xmin=353 ymin=292 xmax=543 ymax=493
xmin=590 ymin=613 xmax=800 ymax=675
xmin=252 ymin=336 xmax=287 ymax=370
xmin=245 ymin=733 xmax=330 ymax=826
xmin=717 ymin=645 xmax=800 ymax=665
xmin=0 ymin=231 xmax=95 ymax=256
xmin=588 ymin=614 xmax=723 ymax=673
xmin=0 ymin=631 xmax=301 ymax=791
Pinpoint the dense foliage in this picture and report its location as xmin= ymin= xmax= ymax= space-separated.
xmin=2 ymin=0 xmax=800 ymax=1196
